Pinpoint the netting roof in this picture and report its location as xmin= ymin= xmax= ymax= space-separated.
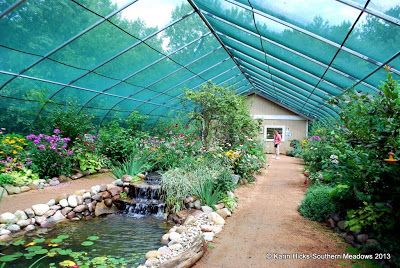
xmin=1 ymin=0 xmax=399 ymax=128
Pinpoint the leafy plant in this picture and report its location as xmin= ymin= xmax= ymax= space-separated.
xmin=111 ymin=155 xmax=152 ymax=179
xmin=299 ymin=184 xmax=338 ymax=221
xmin=26 ymin=129 xmax=74 ymax=179
xmin=192 ymin=178 xmax=221 ymax=208
xmin=221 ymin=194 xmax=237 ymax=212
xmin=345 ymin=202 xmax=394 ymax=233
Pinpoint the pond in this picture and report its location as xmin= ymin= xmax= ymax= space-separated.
xmin=0 ymin=214 xmax=170 ymax=267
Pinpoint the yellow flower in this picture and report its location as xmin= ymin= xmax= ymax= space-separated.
xmin=12 ymin=150 xmax=17 ymax=154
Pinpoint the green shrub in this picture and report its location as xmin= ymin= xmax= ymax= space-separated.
xmin=97 ymin=121 xmax=139 ymax=163
xmin=0 ymin=173 xmax=13 ymax=185
xmin=36 ymin=105 xmax=94 ymax=142
xmin=299 ymin=184 xmax=338 ymax=221
xmin=161 ymin=167 xmax=194 ymax=213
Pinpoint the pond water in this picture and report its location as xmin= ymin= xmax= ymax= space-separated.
xmin=0 ymin=214 xmax=170 ymax=267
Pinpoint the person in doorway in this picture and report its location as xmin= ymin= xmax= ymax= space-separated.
xmin=273 ymin=130 xmax=282 ymax=159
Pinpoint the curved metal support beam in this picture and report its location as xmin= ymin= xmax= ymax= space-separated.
xmin=0 ymin=70 xmax=188 ymax=113
xmin=0 ymin=0 xmax=27 ymax=19
xmin=249 ymin=76 xmax=336 ymax=118
xmin=0 ymin=0 xmax=140 ymax=91
xmin=229 ymin=46 xmax=337 ymax=98
xmin=334 ymin=0 xmax=400 ymax=26
xmin=300 ymin=0 xmax=370 ymax=113
xmin=97 ymin=50 xmax=229 ymax=126
xmin=130 ymin=65 xmax=241 ymax=117
xmin=202 ymin=0 xmax=400 ymax=75
xmin=201 ymin=11 xmax=379 ymax=93
xmin=99 ymin=58 xmax=236 ymax=126
xmin=77 ymin=33 xmax=213 ymax=112
xmin=34 ymin=10 xmax=196 ymax=121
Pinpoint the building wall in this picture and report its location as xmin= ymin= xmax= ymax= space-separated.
xmin=247 ymin=94 xmax=308 ymax=154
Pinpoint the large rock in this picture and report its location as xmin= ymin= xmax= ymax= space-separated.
xmin=61 ymin=207 xmax=73 ymax=216
xmin=169 ymin=232 xmax=182 ymax=243
xmin=0 ymin=186 xmax=8 ymax=197
xmin=193 ymin=200 xmax=201 ymax=210
xmin=67 ymin=195 xmax=78 ymax=207
xmin=82 ymin=192 xmax=91 ymax=200
xmin=201 ymin=206 xmax=213 ymax=214
xmin=24 ymin=208 xmax=35 ymax=218
xmin=0 ymin=212 xmax=17 ymax=224
xmin=48 ymin=211 xmax=66 ymax=223
xmin=208 ymin=212 xmax=225 ymax=225
xmin=4 ymin=185 xmax=20 ymax=195
xmin=158 ymin=246 xmax=172 ymax=256
xmin=162 ymin=233 xmax=205 ymax=268
xmin=216 ymin=208 xmax=231 ymax=219
xmin=44 ymin=209 xmax=56 ymax=217
xmin=337 ymin=220 xmax=346 ymax=231
xmin=17 ymin=219 xmax=31 ymax=228
xmin=49 ymin=178 xmax=60 ymax=186
xmin=113 ymin=179 xmax=123 ymax=187
xmin=107 ymin=185 xmax=122 ymax=196
xmin=6 ymin=224 xmax=20 ymax=232
xmin=203 ymin=232 xmax=214 ymax=241
xmin=20 ymin=186 xmax=31 ymax=192
xmin=31 ymin=204 xmax=50 ymax=216
xmin=161 ymin=233 xmax=170 ymax=244
xmin=59 ymin=199 xmax=69 ymax=208
xmin=94 ymin=201 xmax=118 ymax=217
xmin=14 ymin=210 xmax=27 ymax=221
xmin=214 ymin=203 xmax=225 ymax=210
xmin=25 ymin=225 xmax=35 ymax=232
xmin=47 ymin=199 xmax=56 ymax=206
xmin=0 ymin=229 xmax=11 ymax=235
xmin=145 ymin=250 xmax=161 ymax=259
xmin=73 ymin=205 xmax=87 ymax=213
xmin=91 ymin=185 xmax=101 ymax=195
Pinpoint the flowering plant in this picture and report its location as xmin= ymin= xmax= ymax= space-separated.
xmin=26 ymin=129 xmax=74 ymax=179
xmin=73 ymin=134 xmax=108 ymax=173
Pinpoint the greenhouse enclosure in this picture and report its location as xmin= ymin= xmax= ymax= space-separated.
xmin=0 ymin=0 xmax=399 ymax=267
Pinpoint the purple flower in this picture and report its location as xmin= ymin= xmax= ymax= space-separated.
xmin=63 ymin=137 xmax=71 ymax=143
xmin=50 ymin=144 xmax=57 ymax=150
xmin=309 ymin=135 xmax=321 ymax=141
xmin=26 ymin=134 xmax=36 ymax=140
xmin=53 ymin=129 xmax=61 ymax=134
xmin=33 ymin=139 xmax=40 ymax=144
xmin=38 ymin=144 xmax=46 ymax=151
xmin=67 ymin=149 xmax=73 ymax=156
xmin=26 ymin=160 xmax=32 ymax=166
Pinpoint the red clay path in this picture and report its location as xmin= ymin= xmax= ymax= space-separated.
xmin=194 ymin=155 xmax=350 ymax=268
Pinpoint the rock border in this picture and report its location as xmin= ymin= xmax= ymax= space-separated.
xmin=0 ymin=179 xmax=123 ymax=242
xmin=140 ymin=193 xmax=236 ymax=268
xmin=0 ymin=169 xmax=111 ymax=197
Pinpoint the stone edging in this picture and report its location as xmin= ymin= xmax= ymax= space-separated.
xmin=0 ymin=169 xmax=111 ymax=197
xmin=0 ymin=180 xmax=123 ymax=241
xmin=140 ymin=201 xmax=234 ymax=268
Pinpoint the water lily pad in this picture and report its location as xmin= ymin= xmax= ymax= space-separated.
xmin=50 ymin=238 xmax=63 ymax=243
xmin=57 ymin=234 xmax=69 ymax=240
xmin=87 ymin=235 xmax=99 ymax=241
xmin=35 ymin=248 xmax=49 ymax=255
xmin=33 ymin=238 xmax=45 ymax=243
xmin=81 ymin=241 xmax=94 ymax=246
xmin=11 ymin=239 xmax=25 ymax=246
xmin=0 ymin=253 xmax=23 ymax=262
xmin=26 ymin=245 xmax=43 ymax=252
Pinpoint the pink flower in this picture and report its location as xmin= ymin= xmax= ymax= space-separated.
xmin=38 ymin=144 xmax=45 ymax=150
xmin=67 ymin=150 xmax=73 ymax=156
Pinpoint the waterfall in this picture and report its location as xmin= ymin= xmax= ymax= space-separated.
xmin=123 ymin=173 xmax=164 ymax=218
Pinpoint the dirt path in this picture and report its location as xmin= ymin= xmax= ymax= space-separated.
xmin=194 ymin=155 xmax=349 ymax=268
xmin=0 ymin=173 xmax=114 ymax=214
